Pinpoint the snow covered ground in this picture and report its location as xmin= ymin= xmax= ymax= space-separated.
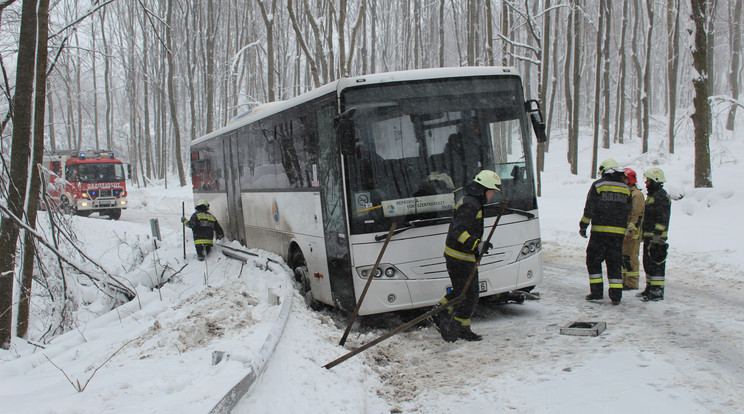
xmin=1 ymin=119 xmax=743 ymax=414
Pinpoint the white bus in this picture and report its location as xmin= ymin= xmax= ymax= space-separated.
xmin=190 ymin=67 xmax=547 ymax=315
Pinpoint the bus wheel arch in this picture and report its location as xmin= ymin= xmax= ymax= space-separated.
xmin=288 ymin=243 xmax=320 ymax=310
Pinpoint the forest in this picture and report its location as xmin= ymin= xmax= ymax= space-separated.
xmin=0 ymin=0 xmax=741 ymax=348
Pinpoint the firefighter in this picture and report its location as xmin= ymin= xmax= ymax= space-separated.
xmin=579 ymin=159 xmax=632 ymax=305
xmin=182 ymin=199 xmax=224 ymax=261
xmin=621 ymin=168 xmax=644 ymax=290
xmin=437 ymin=170 xmax=501 ymax=342
xmin=637 ymin=168 xmax=671 ymax=301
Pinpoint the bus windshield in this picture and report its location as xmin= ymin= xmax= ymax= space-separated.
xmin=342 ymin=76 xmax=537 ymax=234
xmin=76 ymin=163 xmax=125 ymax=183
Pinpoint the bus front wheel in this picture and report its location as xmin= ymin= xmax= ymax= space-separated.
xmin=290 ymin=250 xmax=320 ymax=310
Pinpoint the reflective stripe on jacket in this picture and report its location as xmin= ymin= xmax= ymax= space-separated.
xmin=186 ymin=211 xmax=224 ymax=244
xmin=580 ymin=176 xmax=632 ymax=237
xmin=642 ymin=186 xmax=671 ymax=240
xmin=444 ymin=192 xmax=484 ymax=263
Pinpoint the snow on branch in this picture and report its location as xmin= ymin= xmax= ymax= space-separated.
xmin=0 ymin=203 xmax=136 ymax=300
xmin=710 ymin=95 xmax=744 ymax=110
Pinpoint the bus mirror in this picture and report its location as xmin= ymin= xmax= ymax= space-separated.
xmin=525 ymin=100 xmax=547 ymax=143
xmin=335 ymin=108 xmax=357 ymax=155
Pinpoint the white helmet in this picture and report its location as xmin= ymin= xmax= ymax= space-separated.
xmin=598 ymin=158 xmax=619 ymax=175
xmin=474 ymin=170 xmax=501 ymax=190
xmin=197 ymin=199 xmax=210 ymax=208
xmin=644 ymin=168 xmax=666 ymax=183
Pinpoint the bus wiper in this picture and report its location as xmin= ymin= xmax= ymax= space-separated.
xmin=375 ymin=225 xmax=413 ymax=241
xmin=373 ymin=216 xmax=452 ymax=241
xmin=487 ymin=203 xmax=535 ymax=219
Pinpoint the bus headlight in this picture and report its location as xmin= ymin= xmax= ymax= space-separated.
xmin=357 ymin=264 xmax=407 ymax=280
xmin=517 ymin=238 xmax=542 ymax=261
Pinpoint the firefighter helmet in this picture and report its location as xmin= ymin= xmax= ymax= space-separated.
xmin=623 ymin=168 xmax=638 ymax=186
xmin=648 ymin=240 xmax=668 ymax=264
xmin=196 ymin=199 xmax=210 ymax=209
xmin=474 ymin=170 xmax=501 ymax=190
xmin=644 ymin=168 xmax=666 ymax=183
xmin=598 ymin=158 xmax=618 ymax=175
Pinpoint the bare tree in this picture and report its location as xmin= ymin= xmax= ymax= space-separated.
xmin=691 ymin=0 xmax=713 ymax=188
xmin=17 ymin=0 xmax=50 ymax=339
xmin=569 ymin=0 xmax=581 ymax=175
xmin=0 ymin=0 xmax=37 ymax=349
xmin=591 ymin=0 xmax=606 ymax=177
xmin=165 ymin=0 xmax=186 ymax=187
xmin=258 ymin=0 xmax=278 ymax=102
xmin=668 ymin=0 xmax=681 ymax=153
xmin=726 ymin=0 xmax=742 ymax=130
xmin=615 ymin=0 xmax=630 ymax=144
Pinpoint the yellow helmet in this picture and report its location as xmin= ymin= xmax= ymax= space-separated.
xmin=598 ymin=158 xmax=618 ymax=175
xmin=474 ymin=170 xmax=501 ymax=190
xmin=197 ymin=199 xmax=210 ymax=208
xmin=644 ymin=168 xmax=666 ymax=183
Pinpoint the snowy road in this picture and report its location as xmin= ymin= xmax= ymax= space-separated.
xmin=246 ymin=249 xmax=744 ymax=414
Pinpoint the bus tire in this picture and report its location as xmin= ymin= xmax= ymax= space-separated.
xmin=289 ymin=249 xmax=320 ymax=310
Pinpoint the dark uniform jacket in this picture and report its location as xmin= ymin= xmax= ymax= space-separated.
xmin=186 ymin=209 xmax=224 ymax=246
xmin=444 ymin=182 xmax=486 ymax=263
xmin=580 ymin=175 xmax=632 ymax=237
xmin=642 ymin=183 xmax=671 ymax=240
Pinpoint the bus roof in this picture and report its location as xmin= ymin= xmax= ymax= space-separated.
xmin=192 ymin=66 xmax=520 ymax=146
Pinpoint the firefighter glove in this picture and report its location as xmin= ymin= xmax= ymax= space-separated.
xmin=181 ymin=217 xmax=188 ymax=225
xmin=579 ymin=228 xmax=587 ymax=238
xmin=478 ymin=241 xmax=493 ymax=255
xmin=651 ymin=234 xmax=664 ymax=245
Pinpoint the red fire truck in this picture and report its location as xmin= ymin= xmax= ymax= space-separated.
xmin=43 ymin=149 xmax=128 ymax=220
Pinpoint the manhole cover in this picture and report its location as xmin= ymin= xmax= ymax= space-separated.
xmin=559 ymin=321 xmax=606 ymax=337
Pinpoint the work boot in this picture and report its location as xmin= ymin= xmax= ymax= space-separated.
xmin=641 ymin=286 xmax=664 ymax=302
xmin=636 ymin=284 xmax=650 ymax=298
xmin=438 ymin=312 xmax=458 ymax=342
xmin=585 ymin=293 xmax=603 ymax=301
xmin=458 ymin=325 xmax=482 ymax=342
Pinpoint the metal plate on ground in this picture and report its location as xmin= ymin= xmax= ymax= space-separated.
xmin=560 ymin=321 xmax=606 ymax=337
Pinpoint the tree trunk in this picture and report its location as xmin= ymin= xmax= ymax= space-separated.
xmin=632 ymin=0 xmax=644 ymax=138
xmin=668 ymin=0 xmax=681 ymax=152
xmin=18 ymin=0 xmax=50 ymax=339
xmin=101 ymin=8 xmax=112 ymax=149
xmin=258 ymin=0 xmax=278 ymax=101
xmin=166 ymin=0 xmax=186 ymax=187
xmin=726 ymin=0 xmax=742 ymax=130
xmin=439 ymin=0 xmax=445 ymax=67
xmin=0 ymin=0 xmax=38 ymax=349
xmin=601 ymin=1 xmax=612 ymax=149
xmin=565 ymin=3 xmax=574 ymax=166
xmin=205 ymin=1 xmax=216 ymax=131
xmin=642 ymin=0 xmax=654 ymax=153
xmin=592 ymin=0 xmax=605 ymax=178
xmin=691 ymin=0 xmax=713 ymax=188
xmin=570 ymin=0 xmax=581 ymax=175
xmin=615 ymin=0 xmax=630 ymax=144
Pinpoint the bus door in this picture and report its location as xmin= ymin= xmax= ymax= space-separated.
xmin=223 ymin=133 xmax=246 ymax=245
